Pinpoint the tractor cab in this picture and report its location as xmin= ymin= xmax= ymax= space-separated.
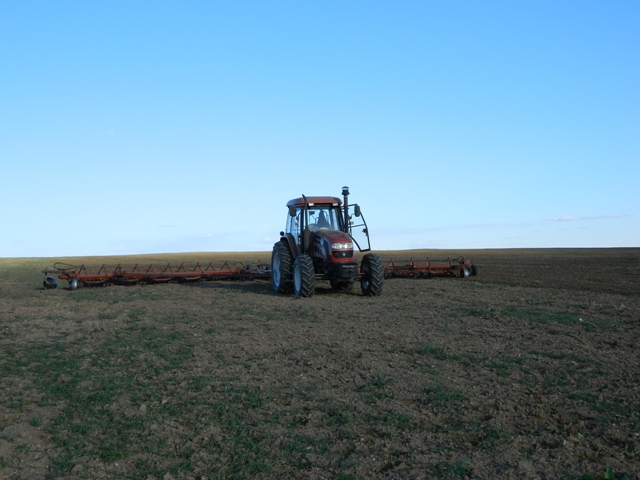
xmin=284 ymin=191 xmax=371 ymax=260
xmin=271 ymin=187 xmax=383 ymax=297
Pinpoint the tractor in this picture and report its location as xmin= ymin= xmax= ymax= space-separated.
xmin=271 ymin=186 xmax=384 ymax=297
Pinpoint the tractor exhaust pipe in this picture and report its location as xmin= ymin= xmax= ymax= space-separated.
xmin=342 ymin=186 xmax=349 ymax=234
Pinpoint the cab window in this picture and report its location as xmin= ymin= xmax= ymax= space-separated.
xmin=286 ymin=207 xmax=303 ymax=239
xmin=308 ymin=206 xmax=341 ymax=231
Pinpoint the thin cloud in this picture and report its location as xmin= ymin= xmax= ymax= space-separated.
xmin=581 ymin=214 xmax=628 ymax=220
xmin=549 ymin=214 xmax=630 ymax=222
xmin=376 ymin=221 xmax=530 ymax=236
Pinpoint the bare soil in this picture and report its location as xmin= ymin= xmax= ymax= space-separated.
xmin=0 ymin=248 xmax=638 ymax=479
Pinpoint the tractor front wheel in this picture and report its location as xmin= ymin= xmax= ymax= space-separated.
xmin=360 ymin=253 xmax=384 ymax=296
xmin=293 ymin=254 xmax=316 ymax=297
xmin=271 ymin=240 xmax=293 ymax=294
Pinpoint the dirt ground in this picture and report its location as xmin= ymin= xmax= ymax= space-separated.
xmin=0 ymin=248 xmax=638 ymax=479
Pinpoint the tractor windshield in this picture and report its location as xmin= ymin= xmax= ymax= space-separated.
xmin=308 ymin=206 xmax=342 ymax=231
xmin=286 ymin=205 xmax=344 ymax=239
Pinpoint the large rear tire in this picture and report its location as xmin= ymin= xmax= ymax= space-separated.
xmin=293 ymin=254 xmax=316 ymax=297
xmin=360 ymin=253 xmax=384 ymax=296
xmin=271 ymin=240 xmax=293 ymax=294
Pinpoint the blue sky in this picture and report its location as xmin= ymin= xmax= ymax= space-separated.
xmin=1 ymin=1 xmax=638 ymax=257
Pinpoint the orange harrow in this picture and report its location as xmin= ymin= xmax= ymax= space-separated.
xmin=42 ymin=261 xmax=271 ymax=290
xmin=42 ymin=256 xmax=477 ymax=290
xmin=383 ymin=257 xmax=477 ymax=279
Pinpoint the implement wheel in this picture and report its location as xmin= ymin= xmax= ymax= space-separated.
xmin=360 ymin=253 xmax=384 ymax=296
xmin=293 ymin=254 xmax=316 ymax=297
xmin=271 ymin=240 xmax=293 ymax=294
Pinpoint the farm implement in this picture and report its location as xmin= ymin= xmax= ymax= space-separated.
xmin=41 ymin=256 xmax=477 ymax=290
xmin=42 ymin=261 xmax=271 ymax=290
xmin=41 ymin=186 xmax=477 ymax=293
xmin=383 ymin=257 xmax=477 ymax=279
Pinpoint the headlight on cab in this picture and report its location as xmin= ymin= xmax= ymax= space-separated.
xmin=331 ymin=242 xmax=353 ymax=250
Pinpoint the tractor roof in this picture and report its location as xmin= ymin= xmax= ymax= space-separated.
xmin=286 ymin=196 xmax=342 ymax=208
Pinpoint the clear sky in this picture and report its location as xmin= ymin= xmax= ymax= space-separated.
xmin=1 ymin=1 xmax=638 ymax=258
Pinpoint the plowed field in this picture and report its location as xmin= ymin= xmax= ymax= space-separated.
xmin=1 ymin=248 xmax=638 ymax=479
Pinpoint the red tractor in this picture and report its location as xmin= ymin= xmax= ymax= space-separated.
xmin=271 ymin=187 xmax=384 ymax=297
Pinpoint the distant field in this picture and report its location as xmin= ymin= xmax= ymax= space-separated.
xmin=1 ymin=248 xmax=638 ymax=479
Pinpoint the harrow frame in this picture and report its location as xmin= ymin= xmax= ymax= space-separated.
xmin=42 ymin=256 xmax=477 ymax=290
xmin=383 ymin=257 xmax=477 ymax=279
xmin=42 ymin=261 xmax=271 ymax=289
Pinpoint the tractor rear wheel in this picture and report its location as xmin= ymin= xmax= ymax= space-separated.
xmin=293 ymin=254 xmax=316 ymax=297
xmin=271 ymin=240 xmax=293 ymax=294
xmin=360 ymin=253 xmax=384 ymax=296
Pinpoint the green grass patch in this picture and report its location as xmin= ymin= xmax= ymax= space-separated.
xmin=376 ymin=410 xmax=415 ymax=430
xmin=0 ymin=323 xmax=198 ymax=475
xmin=424 ymin=383 xmax=467 ymax=406
xmin=431 ymin=459 xmax=473 ymax=479
xmin=530 ymin=350 xmax=587 ymax=363
xmin=416 ymin=343 xmax=460 ymax=362
xmin=502 ymin=307 xmax=577 ymax=324
xmin=486 ymin=356 xmax=527 ymax=377
xmin=462 ymin=302 xmax=597 ymax=327
xmin=355 ymin=374 xmax=391 ymax=400
xmin=500 ymin=307 xmax=620 ymax=331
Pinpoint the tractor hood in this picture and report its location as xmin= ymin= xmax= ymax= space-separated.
xmin=311 ymin=228 xmax=355 ymax=262
xmin=312 ymin=228 xmax=353 ymax=244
